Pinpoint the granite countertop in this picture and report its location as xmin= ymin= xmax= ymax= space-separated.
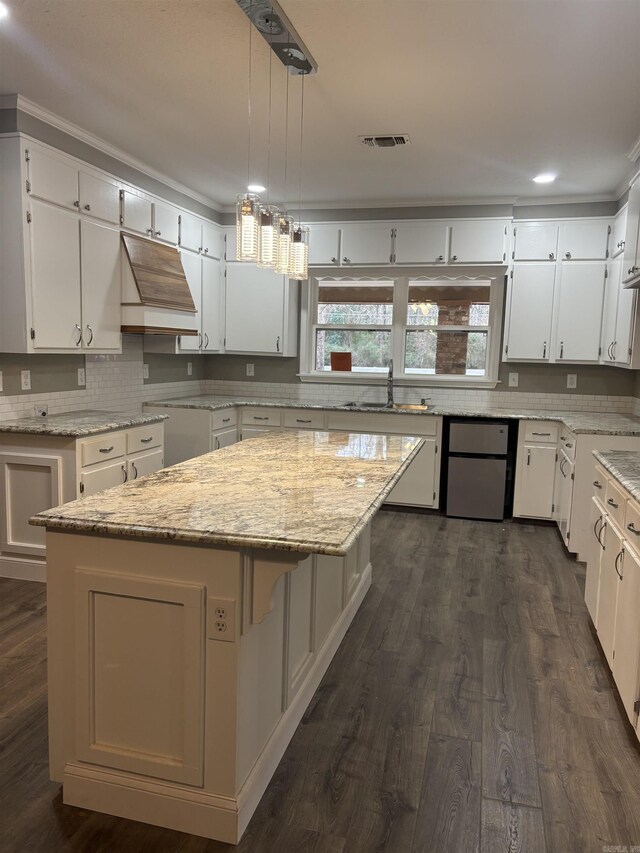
xmin=0 ymin=410 xmax=168 ymax=438
xmin=32 ymin=430 xmax=423 ymax=556
xmin=146 ymin=395 xmax=640 ymax=437
xmin=593 ymin=450 xmax=640 ymax=503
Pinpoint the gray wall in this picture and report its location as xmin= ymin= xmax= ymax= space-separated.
xmin=206 ymin=354 xmax=299 ymax=383
xmin=0 ymin=353 xmax=85 ymax=395
xmin=143 ymin=352 xmax=207 ymax=385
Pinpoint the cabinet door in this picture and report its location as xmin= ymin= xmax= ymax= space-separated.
xmin=152 ymin=201 xmax=180 ymax=245
xmin=211 ymin=427 xmax=237 ymax=450
xmin=81 ymin=460 xmax=127 ymax=497
xmin=597 ymin=519 xmax=623 ymax=668
xmin=505 ymin=264 xmax=555 ymax=360
xmin=201 ymin=256 xmax=222 ymax=352
xmin=394 ymin=222 xmax=447 ymax=264
xmin=179 ymin=212 xmax=202 ymax=252
xmin=557 ymin=451 xmax=574 ymax=547
xmin=0 ymin=452 xmax=62 ymax=558
xmin=610 ymin=209 xmax=627 ymax=258
xmin=128 ymin=448 xmax=164 ymax=481
xmin=80 ymin=220 xmax=122 ymax=351
xmin=555 ymin=262 xmax=605 ymax=362
xmin=225 ymin=264 xmax=285 ymax=354
xmin=79 ymin=172 xmax=120 ymax=224
xmin=308 ymin=224 xmax=341 ymax=266
xmin=449 ymin=220 xmax=507 ymax=263
xmin=559 ymin=220 xmax=610 ymax=261
xmin=341 ymin=224 xmax=392 ymax=265
xmin=27 ymin=146 xmax=78 ymax=209
xmin=512 ymin=222 xmax=558 ymax=261
xmin=614 ymin=259 xmax=636 ymax=365
xmin=29 ymin=199 xmax=82 ymax=349
xmin=517 ymin=444 xmax=556 ymax=519
xmin=240 ymin=426 xmax=276 ymax=440
xmin=386 ymin=437 xmax=437 ymax=508
xmin=600 ymin=258 xmax=620 ymax=362
xmin=202 ymin=222 xmax=222 ymax=259
xmin=613 ymin=545 xmax=640 ymax=723
xmin=585 ymin=497 xmax=605 ymax=623
xmin=178 ymin=252 xmax=202 ymax=352
xmin=121 ymin=190 xmax=153 ymax=236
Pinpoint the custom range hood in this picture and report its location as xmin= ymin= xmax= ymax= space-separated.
xmin=120 ymin=233 xmax=198 ymax=336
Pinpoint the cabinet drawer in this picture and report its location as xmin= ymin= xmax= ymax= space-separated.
xmin=558 ymin=428 xmax=576 ymax=460
xmin=211 ymin=409 xmax=237 ymax=431
xmin=605 ymin=478 xmax=627 ymax=530
xmin=80 ymin=432 xmax=127 ymax=467
xmin=592 ymin=464 xmax=608 ymax=499
xmin=624 ymin=498 xmax=640 ymax=548
xmin=283 ymin=410 xmax=325 ymax=430
xmin=327 ymin=411 xmax=438 ymax=436
xmin=127 ymin=423 xmax=164 ymax=454
xmin=522 ymin=421 xmax=559 ymax=443
xmin=241 ymin=408 xmax=282 ymax=427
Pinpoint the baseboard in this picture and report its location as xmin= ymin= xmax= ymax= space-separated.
xmin=0 ymin=554 xmax=46 ymax=582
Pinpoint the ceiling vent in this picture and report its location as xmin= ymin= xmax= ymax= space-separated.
xmin=359 ymin=135 xmax=411 ymax=148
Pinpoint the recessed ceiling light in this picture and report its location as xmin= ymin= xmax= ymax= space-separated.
xmin=0 ymin=2 xmax=9 ymax=19
xmin=533 ymin=173 xmax=557 ymax=184
xmin=247 ymin=184 xmax=266 ymax=193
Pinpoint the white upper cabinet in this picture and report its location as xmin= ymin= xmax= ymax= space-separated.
xmin=78 ymin=172 xmax=120 ymax=224
xmin=308 ymin=224 xmax=341 ymax=266
xmin=225 ymin=263 xmax=298 ymax=356
xmin=449 ymin=219 xmax=508 ymax=264
xmin=559 ymin=220 xmax=610 ymax=260
xmin=610 ymin=207 xmax=627 ymax=258
xmin=601 ymin=257 xmax=620 ymax=363
xmin=341 ymin=224 xmax=392 ymax=265
xmin=201 ymin=256 xmax=222 ymax=351
xmin=26 ymin=146 xmax=79 ymax=210
xmin=504 ymin=263 xmax=555 ymax=360
xmin=393 ymin=222 xmax=448 ymax=264
xmin=623 ymin=179 xmax=640 ymax=283
xmin=180 ymin=212 xmax=204 ymax=253
xmin=152 ymin=201 xmax=180 ymax=245
xmin=29 ymin=199 xmax=83 ymax=349
xmin=202 ymin=222 xmax=222 ymax=259
xmin=80 ymin=220 xmax=122 ymax=351
xmin=121 ymin=189 xmax=153 ymax=236
xmin=179 ymin=251 xmax=203 ymax=352
xmin=512 ymin=222 xmax=558 ymax=261
xmin=555 ymin=262 xmax=606 ymax=361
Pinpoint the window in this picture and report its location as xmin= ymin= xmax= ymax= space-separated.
xmin=302 ymin=275 xmax=503 ymax=386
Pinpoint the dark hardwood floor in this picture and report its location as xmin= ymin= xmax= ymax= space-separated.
xmin=3 ymin=511 xmax=640 ymax=852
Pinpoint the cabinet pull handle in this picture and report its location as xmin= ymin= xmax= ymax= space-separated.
xmin=131 ymin=462 xmax=138 ymax=479
xmin=559 ymin=341 xmax=564 ymax=359
xmin=548 ymin=252 xmax=555 ymax=260
xmin=615 ymin=549 xmax=623 ymax=580
xmin=565 ymin=442 xmax=572 ymax=448
xmin=612 ymin=341 xmax=617 ymax=360
xmin=140 ymin=436 xmax=153 ymax=443
xmin=276 ymin=336 xmax=280 ymax=352
xmin=627 ymin=522 xmax=640 ymax=536
xmin=99 ymin=446 xmax=114 ymax=453
xmin=527 ymin=449 xmax=531 ymax=466
xmin=121 ymin=464 xmax=128 ymax=483
xmin=253 ymin=416 xmax=269 ymax=421
xmin=204 ymin=333 xmax=210 ymax=349
xmin=594 ymin=515 xmax=603 ymax=543
xmin=222 ymin=417 xmax=231 ymax=423
xmin=215 ymin=437 xmax=220 ymax=450
xmin=198 ymin=332 xmax=202 ymax=349
xmin=607 ymin=498 xmax=619 ymax=509
xmin=593 ymin=480 xmax=602 ymax=489
xmin=85 ymin=324 xmax=93 ymax=345
xmin=542 ymin=341 xmax=547 ymax=358
xmin=296 ymin=419 xmax=312 ymax=424
xmin=598 ymin=519 xmax=607 ymax=548
xmin=74 ymin=324 xmax=83 ymax=346
xmin=532 ymin=431 xmax=551 ymax=436
xmin=608 ymin=342 xmax=614 ymax=360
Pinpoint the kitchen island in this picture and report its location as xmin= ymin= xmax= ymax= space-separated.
xmin=32 ymin=429 xmax=422 ymax=844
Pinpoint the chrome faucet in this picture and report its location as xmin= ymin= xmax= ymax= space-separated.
xmin=387 ymin=359 xmax=394 ymax=408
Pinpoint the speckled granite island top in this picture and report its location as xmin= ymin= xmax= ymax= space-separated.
xmin=594 ymin=450 xmax=640 ymax=503
xmin=147 ymin=395 xmax=640 ymax=436
xmin=0 ymin=410 xmax=168 ymax=437
xmin=32 ymin=430 xmax=423 ymax=555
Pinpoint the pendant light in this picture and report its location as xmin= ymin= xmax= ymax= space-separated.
xmin=236 ymin=0 xmax=261 ymax=261
xmin=257 ymin=49 xmax=280 ymax=269
xmin=289 ymin=70 xmax=309 ymax=280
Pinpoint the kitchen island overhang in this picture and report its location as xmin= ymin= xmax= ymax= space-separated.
xmin=32 ymin=430 xmax=423 ymax=844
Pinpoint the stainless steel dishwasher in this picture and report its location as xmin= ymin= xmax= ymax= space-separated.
xmin=445 ymin=419 xmax=511 ymax=520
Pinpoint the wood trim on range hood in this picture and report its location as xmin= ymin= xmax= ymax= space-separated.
xmin=121 ymin=233 xmax=197 ymax=313
xmin=120 ymin=324 xmax=198 ymax=336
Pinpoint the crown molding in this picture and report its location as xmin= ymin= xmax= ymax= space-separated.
xmin=1 ymin=94 xmax=222 ymax=212
xmin=513 ymin=192 xmax=618 ymax=206
xmin=628 ymin=133 xmax=640 ymax=164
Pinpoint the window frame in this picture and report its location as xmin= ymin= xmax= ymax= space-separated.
xmin=299 ymin=270 xmax=505 ymax=387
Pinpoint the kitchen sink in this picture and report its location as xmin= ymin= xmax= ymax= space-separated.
xmin=343 ymin=401 xmax=432 ymax=412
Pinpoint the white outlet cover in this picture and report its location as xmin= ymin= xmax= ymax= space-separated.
xmin=77 ymin=367 xmax=86 ymax=386
xmin=0 ymin=371 xmax=3 ymax=392
xmin=143 ymin=363 xmax=149 ymax=379
xmin=187 ymin=361 xmax=193 ymax=376
xmin=20 ymin=369 xmax=31 ymax=391
xmin=246 ymin=363 xmax=255 ymax=377
xmin=567 ymin=373 xmax=578 ymax=389
xmin=508 ymin=372 xmax=519 ymax=387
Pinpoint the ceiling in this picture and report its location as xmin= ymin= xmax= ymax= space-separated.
xmin=2 ymin=0 xmax=640 ymax=209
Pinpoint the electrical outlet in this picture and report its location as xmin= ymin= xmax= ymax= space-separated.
xmin=0 ymin=371 xmax=3 ymax=392
xmin=508 ymin=372 xmax=519 ymax=388
xmin=35 ymin=404 xmax=48 ymax=417
xmin=143 ymin=363 xmax=149 ymax=380
xmin=246 ymin=363 xmax=255 ymax=377
xmin=207 ymin=597 xmax=236 ymax=642
xmin=187 ymin=361 xmax=193 ymax=376
xmin=77 ymin=367 xmax=86 ymax=386
xmin=567 ymin=373 xmax=577 ymax=389
xmin=20 ymin=370 xmax=31 ymax=391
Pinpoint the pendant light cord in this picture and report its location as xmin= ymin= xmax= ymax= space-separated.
xmin=298 ymin=71 xmax=306 ymax=226
xmin=266 ymin=49 xmax=273 ymax=204
xmin=247 ymin=0 xmax=252 ymax=186
xmin=283 ymin=54 xmax=290 ymax=211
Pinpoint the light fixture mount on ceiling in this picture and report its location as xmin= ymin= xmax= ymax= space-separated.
xmin=235 ymin=0 xmax=317 ymax=75
xmin=359 ymin=135 xmax=411 ymax=149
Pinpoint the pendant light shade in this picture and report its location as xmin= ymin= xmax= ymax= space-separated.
xmin=289 ymin=225 xmax=309 ymax=280
xmin=257 ymin=205 xmax=280 ymax=268
xmin=275 ymin=213 xmax=294 ymax=274
xmin=236 ymin=193 xmax=260 ymax=261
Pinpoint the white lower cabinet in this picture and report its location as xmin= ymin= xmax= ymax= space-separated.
xmin=613 ymin=543 xmax=640 ymax=723
xmin=128 ymin=448 xmax=164 ymax=481
xmin=514 ymin=445 xmax=556 ymax=519
xmin=585 ymin=496 xmax=605 ymax=623
xmin=241 ymin=426 xmax=276 ymax=440
xmin=386 ymin=438 xmax=438 ymax=508
xmin=597 ymin=516 xmax=623 ymax=668
xmin=81 ymin=459 xmax=128 ymax=497
xmin=212 ymin=427 xmax=237 ymax=450
xmin=554 ymin=448 xmax=574 ymax=547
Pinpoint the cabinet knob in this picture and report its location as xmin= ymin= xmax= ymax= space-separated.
xmin=436 ymin=254 xmax=444 ymax=261
xmin=565 ymin=251 xmax=571 ymax=259
xmin=548 ymin=252 xmax=555 ymax=260
xmin=204 ymin=248 xmax=209 ymax=255
xmin=452 ymin=255 xmax=458 ymax=261
xmin=73 ymin=200 xmax=80 ymax=207
xmin=84 ymin=203 xmax=91 ymax=211
xmin=156 ymin=230 xmax=161 ymax=237
xmin=331 ymin=256 xmax=338 ymax=263
xmin=343 ymin=257 xmax=350 ymax=263
xmin=146 ymin=228 xmax=153 ymax=236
